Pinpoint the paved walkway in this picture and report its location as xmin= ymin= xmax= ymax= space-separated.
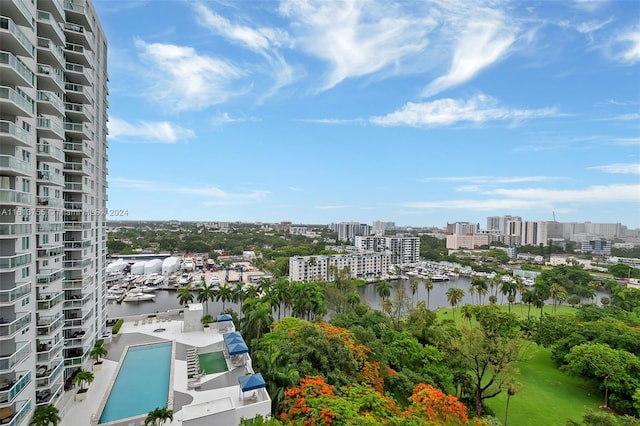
xmin=60 ymin=319 xmax=250 ymax=426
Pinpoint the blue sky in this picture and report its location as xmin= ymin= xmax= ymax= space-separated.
xmin=95 ymin=0 xmax=640 ymax=228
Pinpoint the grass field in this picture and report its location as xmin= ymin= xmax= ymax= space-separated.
xmin=485 ymin=344 xmax=601 ymax=425
xmin=435 ymin=303 xmax=577 ymax=323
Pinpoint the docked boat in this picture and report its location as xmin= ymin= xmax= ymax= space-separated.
xmin=128 ymin=285 xmax=157 ymax=293
xmin=430 ymin=274 xmax=450 ymax=282
xmin=122 ymin=292 xmax=156 ymax=303
xmin=106 ymin=286 xmax=126 ymax=300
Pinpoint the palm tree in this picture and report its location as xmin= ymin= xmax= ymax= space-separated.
xmin=30 ymin=404 xmax=61 ymax=426
xmin=90 ymin=344 xmax=108 ymax=364
xmin=176 ymin=286 xmax=194 ymax=306
xmin=446 ymin=287 xmax=465 ymax=322
xmin=241 ymin=301 xmax=273 ymax=349
xmin=197 ymin=282 xmax=215 ymax=315
xmin=144 ymin=407 xmax=174 ymax=426
xmin=460 ymin=304 xmax=474 ymax=326
xmin=73 ymin=370 xmax=94 ymax=391
xmin=514 ymin=276 xmax=526 ymax=316
xmin=423 ymin=278 xmax=433 ymax=309
xmin=375 ymin=280 xmax=391 ymax=304
xmin=409 ymin=278 xmax=419 ymax=308
xmin=522 ymin=289 xmax=536 ymax=318
xmin=231 ymin=282 xmax=246 ymax=315
xmin=504 ymin=382 xmax=521 ymax=426
xmin=216 ymin=284 xmax=233 ymax=311
xmin=346 ymin=291 xmax=360 ymax=309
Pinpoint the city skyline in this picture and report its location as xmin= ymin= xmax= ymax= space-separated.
xmin=96 ymin=1 xmax=640 ymax=228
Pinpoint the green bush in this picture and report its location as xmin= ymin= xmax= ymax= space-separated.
xmin=112 ymin=319 xmax=124 ymax=335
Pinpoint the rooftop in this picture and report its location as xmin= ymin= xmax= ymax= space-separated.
xmin=61 ymin=314 xmax=270 ymax=426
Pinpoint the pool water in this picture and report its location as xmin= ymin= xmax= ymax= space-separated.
xmin=99 ymin=342 xmax=172 ymax=424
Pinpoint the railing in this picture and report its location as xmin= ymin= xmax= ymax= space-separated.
xmin=36 ymin=196 xmax=63 ymax=208
xmin=37 ymin=90 xmax=64 ymax=113
xmin=64 ymin=182 xmax=82 ymax=191
xmin=0 ymin=190 xmax=31 ymax=205
xmin=64 ymin=102 xmax=87 ymax=115
xmin=36 ymin=314 xmax=63 ymax=336
xmin=0 ymin=313 xmax=31 ymax=337
xmin=0 ymin=341 xmax=30 ymax=371
xmin=36 ymin=169 xmax=64 ymax=185
xmin=4 ymin=399 xmax=31 ymax=426
xmin=36 ymin=64 xmax=64 ymax=89
xmin=0 ymin=120 xmax=34 ymax=145
xmin=36 ymin=144 xmax=65 ymax=162
xmin=64 ymin=0 xmax=85 ymax=14
xmin=36 ymin=116 xmax=64 ymax=137
xmin=0 ymin=253 xmax=31 ymax=269
xmin=36 ymin=222 xmax=64 ymax=232
xmin=0 ymin=51 xmax=34 ymax=84
xmin=0 ymin=223 xmax=31 ymax=236
xmin=36 ymin=340 xmax=63 ymax=363
xmin=37 ymin=37 xmax=65 ymax=65
xmin=36 ymin=269 xmax=64 ymax=285
xmin=36 ymin=10 xmax=65 ymax=44
xmin=1 ymin=16 xmax=34 ymax=54
xmin=0 ymin=371 xmax=30 ymax=405
xmin=0 ymin=86 xmax=34 ymax=114
xmin=63 ymin=162 xmax=83 ymax=172
xmin=0 ymin=282 xmax=31 ymax=305
xmin=0 ymin=155 xmax=31 ymax=176
xmin=36 ymin=291 xmax=64 ymax=310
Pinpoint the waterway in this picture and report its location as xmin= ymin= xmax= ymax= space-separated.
xmin=106 ymin=276 xmax=607 ymax=320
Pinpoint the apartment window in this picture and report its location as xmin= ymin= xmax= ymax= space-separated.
xmin=42 ymin=234 xmax=49 ymax=244
xmin=21 ymin=267 xmax=29 ymax=278
xmin=21 ymin=236 xmax=29 ymax=250
xmin=21 ymin=150 xmax=30 ymax=162
xmin=21 ymin=179 xmax=30 ymax=193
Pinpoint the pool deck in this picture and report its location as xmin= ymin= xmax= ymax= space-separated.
xmin=60 ymin=317 xmax=267 ymax=425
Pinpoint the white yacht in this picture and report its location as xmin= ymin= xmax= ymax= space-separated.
xmin=122 ymin=292 xmax=156 ymax=302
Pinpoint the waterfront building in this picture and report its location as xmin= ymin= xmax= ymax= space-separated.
xmin=353 ymin=235 xmax=420 ymax=265
xmin=0 ymin=0 xmax=108 ymax=422
xmin=289 ymin=253 xmax=390 ymax=282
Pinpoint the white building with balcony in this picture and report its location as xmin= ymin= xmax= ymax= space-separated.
xmin=0 ymin=0 xmax=108 ymax=423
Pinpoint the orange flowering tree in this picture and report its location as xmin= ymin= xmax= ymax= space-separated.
xmin=405 ymin=383 xmax=469 ymax=425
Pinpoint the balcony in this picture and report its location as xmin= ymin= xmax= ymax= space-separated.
xmin=36 ymin=143 xmax=64 ymax=163
xmin=37 ymin=90 xmax=64 ymax=115
xmin=36 ymin=10 xmax=65 ymax=45
xmin=63 ymin=82 xmax=92 ymax=104
xmin=63 ymin=140 xmax=90 ymax=158
xmin=36 ymin=339 xmax=63 ymax=363
xmin=36 ymin=169 xmax=64 ymax=186
xmin=36 ymin=268 xmax=64 ymax=285
xmin=63 ymin=182 xmax=82 ymax=192
xmin=0 ymin=371 xmax=30 ymax=405
xmin=0 ymin=51 xmax=34 ymax=87
xmin=36 ymin=314 xmax=63 ymax=337
xmin=36 ymin=64 xmax=64 ymax=92
xmin=0 ymin=312 xmax=31 ymax=338
xmin=65 ymin=61 xmax=90 ymax=85
xmin=0 ymin=223 xmax=31 ymax=237
xmin=0 ymin=155 xmax=30 ymax=177
xmin=63 ymin=0 xmax=92 ymax=29
xmin=0 ymin=340 xmax=30 ymax=372
xmin=37 ymin=37 xmax=65 ymax=69
xmin=64 ymin=221 xmax=90 ymax=230
xmin=63 ymin=21 xmax=93 ymax=49
xmin=0 ymin=16 xmax=34 ymax=58
xmin=36 ymin=291 xmax=64 ymax=311
xmin=37 ymin=115 xmax=64 ymax=139
xmin=0 ymin=399 xmax=31 ymax=426
xmin=0 ymin=282 xmax=30 ymax=306
xmin=0 ymin=120 xmax=34 ymax=147
xmin=36 ymin=381 xmax=62 ymax=406
xmin=38 ymin=0 xmax=65 ymax=22
xmin=62 ymin=258 xmax=92 ymax=271
xmin=0 ymin=86 xmax=34 ymax=117
xmin=63 ymin=161 xmax=85 ymax=174
xmin=0 ymin=190 xmax=31 ymax=206
xmin=64 ymin=101 xmax=90 ymax=122
xmin=36 ymin=243 xmax=64 ymax=257
xmin=36 ymin=222 xmax=64 ymax=232
xmin=36 ymin=196 xmax=63 ymax=209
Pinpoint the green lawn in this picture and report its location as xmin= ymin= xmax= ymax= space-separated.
xmin=486 ymin=344 xmax=601 ymax=425
xmin=435 ymin=303 xmax=577 ymax=323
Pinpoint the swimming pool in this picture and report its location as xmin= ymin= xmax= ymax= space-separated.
xmin=98 ymin=341 xmax=174 ymax=424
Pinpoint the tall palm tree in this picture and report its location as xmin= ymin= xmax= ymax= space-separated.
xmin=446 ymin=287 xmax=465 ymax=322
xmin=409 ymin=277 xmax=419 ymax=308
xmin=176 ymin=287 xmax=194 ymax=306
xmin=346 ymin=291 xmax=360 ymax=309
xmin=216 ymin=284 xmax=233 ymax=311
xmin=423 ymin=278 xmax=433 ymax=309
xmin=375 ymin=280 xmax=391 ymax=304
xmin=144 ymin=407 xmax=174 ymax=426
xmin=231 ymin=282 xmax=246 ymax=316
xmin=274 ymin=277 xmax=292 ymax=318
xmin=514 ymin=276 xmax=526 ymax=316
xmin=522 ymin=289 xmax=536 ymax=319
xmin=500 ymin=280 xmax=517 ymax=311
xmin=197 ymin=282 xmax=215 ymax=315
xmin=30 ymin=404 xmax=61 ymax=426
xmin=241 ymin=301 xmax=273 ymax=349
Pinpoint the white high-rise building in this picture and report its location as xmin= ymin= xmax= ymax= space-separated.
xmin=0 ymin=0 xmax=108 ymax=421
xmin=354 ymin=235 xmax=420 ymax=265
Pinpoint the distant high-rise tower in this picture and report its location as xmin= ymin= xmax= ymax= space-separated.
xmin=0 ymin=0 xmax=109 ymax=420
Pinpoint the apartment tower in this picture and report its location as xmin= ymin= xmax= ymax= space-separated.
xmin=0 ymin=0 xmax=108 ymax=423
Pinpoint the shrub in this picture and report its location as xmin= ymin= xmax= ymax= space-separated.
xmin=112 ymin=318 xmax=124 ymax=335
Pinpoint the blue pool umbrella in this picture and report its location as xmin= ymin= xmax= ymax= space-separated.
xmin=217 ymin=314 xmax=233 ymax=322
xmin=239 ymin=373 xmax=266 ymax=392
xmin=224 ymin=331 xmax=242 ymax=339
xmin=227 ymin=341 xmax=248 ymax=356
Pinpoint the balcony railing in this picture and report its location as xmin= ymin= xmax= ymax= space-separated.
xmin=0 ymin=51 xmax=34 ymax=85
xmin=0 ymin=223 xmax=31 ymax=236
xmin=36 ymin=314 xmax=63 ymax=336
xmin=0 ymin=313 xmax=31 ymax=337
xmin=36 ymin=222 xmax=64 ymax=232
xmin=36 ymin=144 xmax=64 ymax=162
xmin=0 ymin=253 xmax=31 ymax=269
xmin=0 ymin=155 xmax=31 ymax=176
xmin=0 ymin=371 xmax=30 ymax=405
xmin=36 ymin=64 xmax=64 ymax=89
xmin=36 ymin=268 xmax=64 ymax=285
xmin=36 ymin=291 xmax=64 ymax=310
xmin=0 ymin=86 xmax=34 ymax=114
xmin=37 ymin=91 xmax=64 ymax=113
xmin=0 ymin=16 xmax=34 ymax=56
xmin=0 ymin=341 xmax=30 ymax=371
xmin=0 ymin=120 xmax=34 ymax=146
xmin=37 ymin=37 xmax=65 ymax=66
xmin=0 ymin=282 xmax=31 ymax=305
xmin=36 ymin=170 xmax=64 ymax=185
xmin=36 ymin=116 xmax=64 ymax=137
xmin=0 ymin=190 xmax=31 ymax=205
xmin=36 ymin=10 xmax=65 ymax=44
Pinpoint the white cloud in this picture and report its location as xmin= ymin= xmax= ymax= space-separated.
xmin=423 ymin=16 xmax=516 ymax=97
xmin=135 ymin=40 xmax=244 ymax=111
xmin=288 ymin=187 xmax=302 ymax=191
xmin=616 ymin=29 xmax=640 ymax=64
xmin=279 ymin=0 xmax=434 ymax=91
xmin=108 ymin=117 xmax=195 ymax=143
xmin=370 ymin=94 xmax=557 ymax=127
xmin=210 ymin=112 xmax=250 ymax=126
xmin=110 ymin=177 xmax=269 ymax=205
xmin=420 ymin=175 xmax=563 ymax=184
xmin=587 ymin=163 xmax=640 ymax=175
